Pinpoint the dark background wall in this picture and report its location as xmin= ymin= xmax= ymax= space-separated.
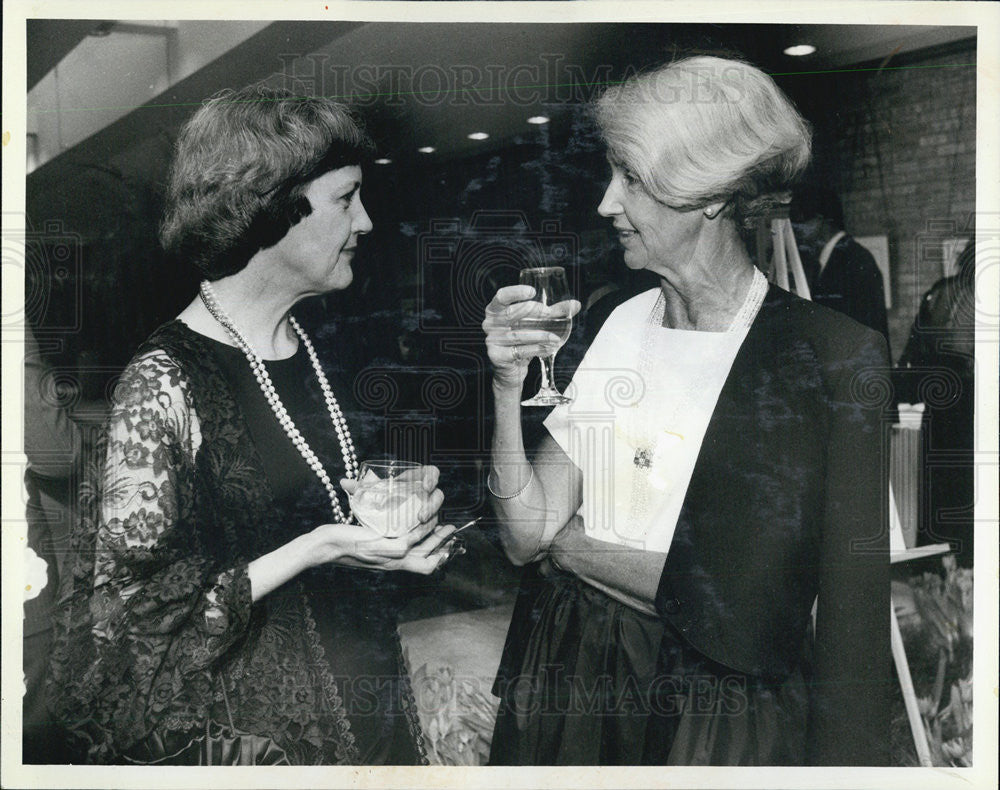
xmin=792 ymin=39 xmax=977 ymax=357
xmin=26 ymin=33 xmax=977 ymax=377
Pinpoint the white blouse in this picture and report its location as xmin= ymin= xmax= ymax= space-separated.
xmin=544 ymin=271 xmax=766 ymax=554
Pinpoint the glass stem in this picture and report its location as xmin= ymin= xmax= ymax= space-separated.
xmin=539 ymin=354 xmax=558 ymax=392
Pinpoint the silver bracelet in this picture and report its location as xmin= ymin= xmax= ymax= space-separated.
xmin=487 ymin=466 xmax=534 ymax=500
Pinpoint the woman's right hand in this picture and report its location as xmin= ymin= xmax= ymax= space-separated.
xmin=249 ymin=515 xmax=455 ymax=601
xmin=302 ymin=519 xmax=457 ymax=575
xmin=482 ymin=285 xmax=581 ymax=390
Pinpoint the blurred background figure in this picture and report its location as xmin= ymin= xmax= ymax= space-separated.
xmin=23 ymin=326 xmax=83 ymax=763
xmin=897 ymin=238 xmax=976 ymax=566
xmin=791 ymin=185 xmax=891 ymax=352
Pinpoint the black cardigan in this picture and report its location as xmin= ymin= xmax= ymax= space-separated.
xmin=652 ymin=285 xmax=891 ymax=765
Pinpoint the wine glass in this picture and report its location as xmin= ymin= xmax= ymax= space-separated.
xmin=517 ymin=266 xmax=574 ymax=407
xmin=348 ymin=459 xmax=427 ymax=538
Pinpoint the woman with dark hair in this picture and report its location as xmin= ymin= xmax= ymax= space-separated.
xmin=483 ymin=57 xmax=890 ymax=765
xmin=47 ymin=84 xmax=456 ymax=765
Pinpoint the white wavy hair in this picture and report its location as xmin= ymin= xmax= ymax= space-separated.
xmin=593 ymin=56 xmax=812 ymax=228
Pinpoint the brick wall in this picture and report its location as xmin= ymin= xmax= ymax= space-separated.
xmin=796 ymin=40 xmax=977 ymax=360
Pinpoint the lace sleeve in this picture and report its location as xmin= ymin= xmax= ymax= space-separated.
xmin=93 ymin=347 xmax=253 ymax=648
xmin=50 ymin=349 xmax=253 ymax=760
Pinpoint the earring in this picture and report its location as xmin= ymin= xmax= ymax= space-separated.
xmin=704 ymin=207 xmax=718 ymax=219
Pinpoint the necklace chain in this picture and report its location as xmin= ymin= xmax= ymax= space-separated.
xmin=632 ymin=267 xmax=767 ymax=466
xmin=624 ymin=267 xmax=768 ymax=529
xmin=199 ymin=280 xmax=357 ymax=522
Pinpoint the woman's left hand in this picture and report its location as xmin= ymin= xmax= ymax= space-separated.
xmin=542 ymin=515 xmax=663 ymax=611
xmin=546 ymin=514 xmax=586 ymax=574
xmin=250 ymin=473 xmax=453 ymax=598
xmin=340 ymin=464 xmax=445 ymax=526
xmin=328 ymin=465 xmax=456 ymax=573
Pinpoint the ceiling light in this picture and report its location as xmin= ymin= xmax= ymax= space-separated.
xmin=418 ymin=146 xmax=436 ymax=154
xmin=784 ymin=44 xmax=816 ymax=57
xmin=527 ymin=116 xmax=550 ymax=125
xmin=467 ymin=132 xmax=489 ymax=141
xmin=375 ymin=157 xmax=392 ymax=165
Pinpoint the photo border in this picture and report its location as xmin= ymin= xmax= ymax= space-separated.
xmin=3 ymin=2 xmax=997 ymax=788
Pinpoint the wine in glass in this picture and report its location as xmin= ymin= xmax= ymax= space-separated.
xmin=348 ymin=459 xmax=427 ymax=537
xmin=517 ymin=266 xmax=574 ymax=407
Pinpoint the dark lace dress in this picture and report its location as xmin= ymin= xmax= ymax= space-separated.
xmin=47 ymin=320 xmax=427 ymax=765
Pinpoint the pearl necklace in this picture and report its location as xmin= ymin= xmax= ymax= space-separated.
xmin=199 ymin=280 xmax=357 ymax=522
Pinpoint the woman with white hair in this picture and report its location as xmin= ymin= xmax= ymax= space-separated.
xmin=482 ymin=56 xmax=889 ymax=765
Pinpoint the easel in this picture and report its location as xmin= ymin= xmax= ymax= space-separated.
xmin=764 ymin=210 xmax=951 ymax=766
xmin=759 ymin=207 xmax=812 ymax=299
xmin=889 ymin=487 xmax=952 ymax=767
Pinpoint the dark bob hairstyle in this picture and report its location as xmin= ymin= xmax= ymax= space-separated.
xmin=160 ymin=83 xmax=373 ymax=280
